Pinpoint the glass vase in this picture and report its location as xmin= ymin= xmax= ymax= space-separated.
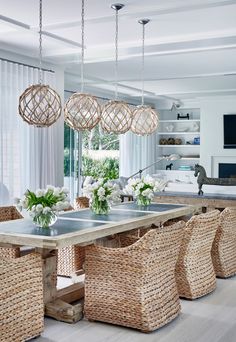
xmin=33 ymin=211 xmax=57 ymax=229
xmin=90 ymin=198 xmax=110 ymax=215
xmin=136 ymin=195 xmax=151 ymax=207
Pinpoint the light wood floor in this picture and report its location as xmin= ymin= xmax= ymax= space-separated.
xmin=36 ymin=276 xmax=236 ymax=342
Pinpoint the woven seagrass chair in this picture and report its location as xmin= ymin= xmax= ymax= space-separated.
xmin=0 ymin=253 xmax=44 ymax=342
xmin=84 ymin=221 xmax=185 ymax=332
xmin=0 ymin=206 xmax=23 ymax=258
xmin=211 ymin=207 xmax=236 ymax=278
xmin=175 ymin=210 xmax=220 ymax=299
xmin=57 ymin=197 xmax=89 ymax=277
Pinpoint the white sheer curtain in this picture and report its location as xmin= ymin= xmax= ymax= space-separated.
xmin=119 ymin=131 xmax=157 ymax=178
xmin=0 ymin=59 xmax=63 ymax=204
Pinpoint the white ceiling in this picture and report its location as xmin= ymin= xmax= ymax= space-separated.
xmin=0 ymin=0 xmax=236 ymax=106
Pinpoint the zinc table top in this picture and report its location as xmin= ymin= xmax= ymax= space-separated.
xmin=0 ymin=202 xmax=199 ymax=249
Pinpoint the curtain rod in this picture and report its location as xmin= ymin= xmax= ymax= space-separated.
xmin=0 ymin=57 xmax=54 ymax=74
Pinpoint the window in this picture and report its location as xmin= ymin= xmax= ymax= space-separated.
xmin=63 ymin=96 xmax=120 ymax=201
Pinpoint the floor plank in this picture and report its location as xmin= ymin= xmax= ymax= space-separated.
xmin=36 ymin=277 xmax=236 ymax=342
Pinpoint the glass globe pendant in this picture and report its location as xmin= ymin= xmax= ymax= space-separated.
xmin=18 ymin=0 xmax=61 ymax=127
xmin=101 ymin=4 xmax=132 ymax=134
xmin=131 ymin=19 xmax=159 ymax=136
xmin=64 ymin=0 xmax=100 ymax=131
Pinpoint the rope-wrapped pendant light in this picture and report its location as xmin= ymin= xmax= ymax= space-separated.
xmin=19 ymin=0 xmax=61 ymax=127
xmin=64 ymin=0 xmax=100 ymax=131
xmin=131 ymin=19 xmax=159 ymax=136
xmin=101 ymin=4 xmax=132 ymax=134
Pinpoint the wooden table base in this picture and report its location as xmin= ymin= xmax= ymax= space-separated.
xmin=45 ymin=282 xmax=84 ymax=323
xmin=39 ymin=248 xmax=85 ymax=323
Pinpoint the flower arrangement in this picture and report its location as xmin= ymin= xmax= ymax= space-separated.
xmin=83 ymin=179 xmax=121 ymax=214
xmin=124 ymin=175 xmax=166 ymax=206
xmin=16 ymin=186 xmax=70 ymax=228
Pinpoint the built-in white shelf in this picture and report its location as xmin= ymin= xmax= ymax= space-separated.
xmin=160 ymin=156 xmax=199 ymax=160
xmin=157 ymin=169 xmax=195 ymax=172
xmin=180 ymin=157 xmax=199 ymax=160
xmin=158 ymin=145 xmax=200 ymax=147
xmin=158 ymin=132 xmax=200 ymax=135
xmin=159 ymin=119 xmax=200 ymax=123
xmin=157 ymin=108 xmax=201 ymax=179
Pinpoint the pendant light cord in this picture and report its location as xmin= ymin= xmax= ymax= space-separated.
xmin=81 ymin=0 xmax=85 ymax=93
xmin=141 ymin=23 xmax=145 ymax=106
xmin=115 ymin=8 xmax=118 ymax=100
xmin=139 ymin=19 xmax=149 ymax=106
xmin=39 ymin=0 xmax=43 ymax=84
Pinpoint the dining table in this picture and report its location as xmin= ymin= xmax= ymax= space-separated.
xmin=0 ymin=201 xmax=201 ymax=323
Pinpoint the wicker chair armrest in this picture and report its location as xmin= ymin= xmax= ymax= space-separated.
xmin=86 ymin=229 xmax=157 ymax=256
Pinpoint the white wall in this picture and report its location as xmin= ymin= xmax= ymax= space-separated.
xmin=200 ymin=96 xmax=236 ymax=177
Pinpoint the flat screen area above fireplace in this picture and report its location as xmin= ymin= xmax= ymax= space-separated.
xmin=224 ymin=114 xmax=236 ymax=149
xmin=219 ymin=163 xmax=236 ymax=178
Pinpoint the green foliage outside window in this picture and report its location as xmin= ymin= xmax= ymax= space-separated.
xmin=82 ymin=155 xmax=119 ymax=180
xmin=64 ymin=123 xmax=119 ymax=180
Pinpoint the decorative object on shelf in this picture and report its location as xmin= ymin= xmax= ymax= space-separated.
xmin=166 ymin=163 xmax=173 ymax=170
xmin=176 ymin=126 xmax=188 ymax=132
xmin=194 ymin=164 xmax=236 ymax=196
xmin=175 ymin=138 xmax=182 ymax=145
xmin=83 ymin=179 xmax=121 ymax=215
xmin=101 ymin=4 xmax=132 ymax=134
xmin=127 ymin=154 xmax=181 ymax=179
xmin=171 ymin=102 xmax=181 ymax=111
xmin=124 ymin=176 xmax=165 ymax=206
xmin=193 ymin=137 xmax=200 ymax=145
xmin=165 ymin=123 xmax=175 ymax=132
xmin=178 ymin=165 xmax=192 ymax=171
xmin=159 ymin=138 xmax=168 ymax=145
xmin=18 ymin=0 xmax=61 ymax=127
xmin=131 ymin=19 xmax=159 ymax=136
xmin=167 ymin=138 xmax=175 ymax=145
xmin=64 ymin=0 xmax=100 ymax=131
xmin=177 ymin=113 xmax=190 ymax=120
xmin=192 ymin=122 xmax=200 ymax=132
xmin=15 ymin=186 xmax=70 ymax=228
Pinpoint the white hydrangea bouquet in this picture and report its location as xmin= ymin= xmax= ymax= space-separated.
xmin=124 ymin=175 xmax=166 ymax=206
xmin=16 ymin=186 xmax=70 ymax=228
xmin=83 ymin=179 xmax=121 ymax=215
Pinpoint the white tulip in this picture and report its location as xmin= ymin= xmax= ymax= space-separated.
xmin=136 ymin=182 xmax=144 ymax=190
xmin=97 ymin=179 xmax=104 ymax=186
xmin=97 ymin=187 xmax=105 ymax=197
xmin=43 ymin=207 xmax=51 ymax=214
xmin=46 ymin=185 xmax=55 ymax=192
xmin=21 ymin=198 xmax=29 ymax=209
xmin=61 ymin=187 xmax=69 ymax=194
xmin=55 ymin=201 xmax=64 ymax=211
xmin=53 ymin=187 xmax=60 ymax=196
xmin=36 ymin=189 xmax=44 ymax=197
xmin=36 ymin=204 xmax=43 ymax=213
xmin=63 ymin=201 xmax=70 ymax=209
xmin=31 ymin=205 xmax=36 ymax=212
